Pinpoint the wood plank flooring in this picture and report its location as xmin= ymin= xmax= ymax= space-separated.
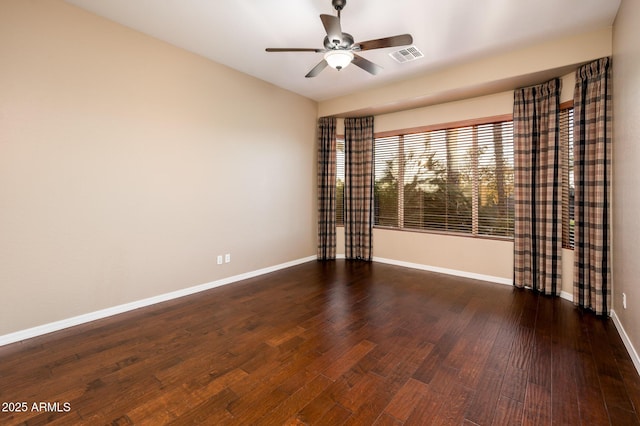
xmin=1 ymin=260 xmax=639 ymax=425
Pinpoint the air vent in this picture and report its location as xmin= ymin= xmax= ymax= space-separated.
xmin=389 ymin=46 xmax=424 ymax=63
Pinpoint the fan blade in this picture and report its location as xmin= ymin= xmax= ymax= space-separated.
xmin=357 ymin=34 xmax=413 ymax=51
xmin=305 ymin=60 xmax=328 ymax=78
xmin=352 ymin=54 xmax=383 ymax=75
xmin=320 ymin=14 xmax=343 ymax=45
xmin=266 ymin=48 xmax=325 ymax=53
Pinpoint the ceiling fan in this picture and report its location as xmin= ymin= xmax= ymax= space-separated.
xmin=265 ymin=0 xmax=413 ymax=78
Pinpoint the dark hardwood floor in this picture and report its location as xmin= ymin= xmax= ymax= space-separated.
xmin=1 ymin=260 xmax=640 ymax=425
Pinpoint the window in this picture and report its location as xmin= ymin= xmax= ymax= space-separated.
xmin=373 ymin=118 xmax=515 ymax=238
xmin=560 ymin=103 xmax=574 ymax=248
xmin=336 ymin=137 xmax=345 ymax=226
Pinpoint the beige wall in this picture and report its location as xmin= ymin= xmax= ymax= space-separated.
xmin=320 ymin=27 xmax=612 ymax=118
xmin=329 ymin=32 xmax=606 ymax=294
xmin=0 ymin=0 xmax=317 ymax=335
xmin=613 ymin=0 xmax=640 ymax=353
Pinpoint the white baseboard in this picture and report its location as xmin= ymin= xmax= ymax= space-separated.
xmin=611 ymin=310 xmax=640 ymax=376
xmin=0 ymin=256 xmax=317 ymax=347
xmin=372 ymin=256 xmax=513 ymax=286
xmin=560 ymin=291 xmax=574 ymax=302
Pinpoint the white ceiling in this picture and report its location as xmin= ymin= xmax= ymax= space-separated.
xmin=65 ymin=0 xmax=621 ymax=102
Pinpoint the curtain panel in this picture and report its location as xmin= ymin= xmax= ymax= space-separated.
xmin=573 ymin=57 xmax=612 ymax=316
xmin=513 ymin=78 xmax=563 ymax=295
xmin=317 ymin=116 xmax=337 ymax=260
xmin=344 ymin=116 xmax=374 ymax=261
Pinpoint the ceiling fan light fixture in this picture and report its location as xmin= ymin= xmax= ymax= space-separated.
xmin=324 ymin=50 xmax=354 ymax=70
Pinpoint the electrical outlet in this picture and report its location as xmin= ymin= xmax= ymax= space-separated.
xmin=225 ymin=253 xmax=231 ymax=263
xmin=217 ymin=255 xmax=223 ymax=265
xmin=623 ymin=293 xmax=627 ymax=309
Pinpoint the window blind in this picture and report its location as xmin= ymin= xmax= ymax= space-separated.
xmin=560 ymin=106 xmax=574 ymax=248
xmin=373 ymin=120 xmax=514 ymax=238
xmin=336 ymin=138 xmax=345 ymax=226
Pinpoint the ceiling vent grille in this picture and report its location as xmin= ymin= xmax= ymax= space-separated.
xmin=389 ymin=46 xmax=424 ymax=63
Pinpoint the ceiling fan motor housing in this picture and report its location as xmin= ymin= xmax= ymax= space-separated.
xmin=324 ymin=33 xmax=354 ymax=50
xmin=332 ymin=0 xmax=347 ymax=11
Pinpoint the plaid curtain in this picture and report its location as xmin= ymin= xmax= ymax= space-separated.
xmin=573 ymin=57 xmax=612 ymax=316
xmin=317 ymin=117 xmax=337 ymax=260
xmin=513 ymin=78 xmax=563 ymax=295
xmin=344 ymin=116 xmax=374 ymax=261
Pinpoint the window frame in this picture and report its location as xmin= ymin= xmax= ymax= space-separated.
xmin=372 ymin=113 xmax=515 ymax=241
xmin=560 ymin=100 xmax=574 ymax=250
xmin=336 ymin=107 xmax=574 ymax=245
xmin=336 ymin=136 xmax=345 ymax=227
